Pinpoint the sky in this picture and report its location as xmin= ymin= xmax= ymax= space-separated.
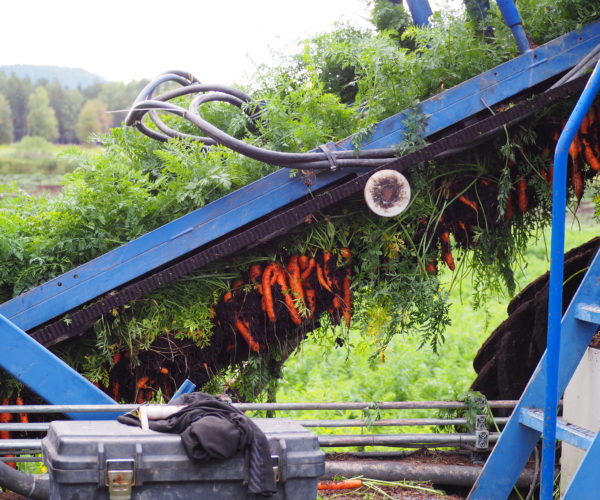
xmin=2 ymin=0 xmax=458 ymax=85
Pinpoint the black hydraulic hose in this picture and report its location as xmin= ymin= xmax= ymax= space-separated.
xmin=0 ymin=461 xmax=48 ymax=499
xmin=124 ymin=71 xmax=399 ymax=170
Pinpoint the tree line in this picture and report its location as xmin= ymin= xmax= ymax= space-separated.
xmin=0 ymin=73 xmax=147 ymax=145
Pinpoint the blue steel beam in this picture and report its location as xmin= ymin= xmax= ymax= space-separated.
xmin=468 ymin=250 xmax=600 ymax=499
xmin=0 ymin=314 xmax=120 ymax=420
xmin=405 ymin=0 xmax=433 ymax=27
xmin=1 ymin=21 xmax=599 ymax=334
xmin=541 ymin=55 xmax=600 ymax=500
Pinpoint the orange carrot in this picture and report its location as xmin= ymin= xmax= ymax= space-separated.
xmin=113 ymin=352 xmax=121 ymax=365
xmin=298 ymin=255 xmax=309 ymax=270
xmin=1 ymin=398 xmax=13 ymax=438
xmin=517 ymin=176 xmax=528 ymax=212
xmin=249 ymin=264 xmax=262 ymax=282
xmin=322 ymin=251 xmax=334 ymax=290
xmin=457 ymin=194 xmax=478 ymax=213
xmin=426 ymin=260 xmax=437 ymax=273
xmin=274 ymin=267 xmax=302 ymax=325
xmin=159 ymin=367 xmax=169 ymax=374
xmin=318 ymin=479 xmax=363 ymax=490
xmin=15 ymin=397 xmax=28 ymax=424
xmin=341 ymin=268 xmax=352 ymax=327
xmin=111 ymin=381 xmax=120 ymax=400
xmin=300 ymin=257 xmax=316 ymax=281
xmin=581 ymin=108 xmax=600 ymax=171
xmin=231 ymin=279 xmax=244 ymax=290
xmin=571 ymin=153 xmax=584 ymax=201
xmin=303 ymin=282 xmax=317 ymax=315
xmin=136 ymin=376 xmax=149 ymax=389
xmin=234 ymin=314 xmax=261 ymax=352
xmin=262 ymin=263 xmax=279 ymax=322
xmin=316 ymin=263 xmax=333 ymax=293
xmin=340 ymin=247 xmax=352 ymax=260
xmin=287 ymin=255 xmax=306 ymax=304
xmin=223 ymin=291 xmax=233 ymax=302
xmin=439 ymin=231 xmax=455 ymax=271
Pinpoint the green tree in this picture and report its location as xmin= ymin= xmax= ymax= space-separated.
xmin=26 ymin=86 xmax=58 ymax=141
xmin=0 ymin=93 xmax=13 ymax=144
xmin=47 ymin=80 xmax=84 ymax=143
xmin=5 ymin=74 xmax=32 ymax=141
xmin=76 ymin=99 xmax=111 ymax=142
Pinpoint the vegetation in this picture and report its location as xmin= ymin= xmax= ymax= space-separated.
xmin=0 ymin=0 xmax=598 ymax=405
xmin=0 ymin=69 xmax=147 ymax=143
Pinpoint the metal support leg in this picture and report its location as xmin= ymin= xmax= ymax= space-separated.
xmin=496 ymin=0 xmax=531 ymax=53
xmin=0 ymin=313 xmax=120 ymax=420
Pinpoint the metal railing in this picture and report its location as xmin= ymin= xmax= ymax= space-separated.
xmin=0 ymin=400 xmax=517 ymax=462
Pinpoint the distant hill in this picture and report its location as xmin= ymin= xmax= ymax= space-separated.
xmin=0 ymin=65 xmax=106 ymax=89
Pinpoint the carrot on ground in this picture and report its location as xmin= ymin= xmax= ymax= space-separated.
xmin=317 ymin=479 xmax=363 ymax=491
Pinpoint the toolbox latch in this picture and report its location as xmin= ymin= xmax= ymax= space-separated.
xmin=105 ymin=459 xmax=135 ymax=500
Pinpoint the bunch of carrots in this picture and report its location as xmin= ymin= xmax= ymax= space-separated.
xmin=218 ymin=249 xmax=353 ymax=354
xmin=507 ymin=105 xmax=600 ymax=219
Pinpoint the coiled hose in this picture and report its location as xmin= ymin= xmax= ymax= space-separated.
xmin=124 ymin=70 xmax=398 ymax=171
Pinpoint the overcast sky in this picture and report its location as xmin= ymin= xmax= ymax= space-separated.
xmin=2 ymin=0 xmax=457 ymax=85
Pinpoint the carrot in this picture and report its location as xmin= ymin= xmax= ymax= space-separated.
xmin=341 ymin=268 xmax=352 ymax=327
xmin=300 ymin=257 xmax=316 ymax=281
xmin=159 ymin=367 xmax=169 ymax=374
xmin=262 ymin=263 xmax=279 ymax=322
xmin=517 ymin=176 xmax=528 ymax=212
xmin=322 ymin=251 xmax=334 ymax=290
xmin=111 ymin=381 xmax=120 ymax=400
xmin=274 ymin=267 xmax=302 ymax=325
xmin=340 ymin=247 xmax=352 ymax=260
xmin=249 ymin=264 xmax=262 ymax=282
xmin=286 ymin=255 xmax=306 ymax=304
xmin=316 ymin=263 xmax=333 ymax=293
xmin=457 ymin=194 xmax=478 ymax=213
xmin=571 ymin=151 xmax=584 ymax=200
xmin=303 ymin=282 xmax=317 ymax=315
xmin=223 ymin=291 xmax=233 ymax=302
xmin=136 ymin=376 xmax=149 ymax=390
xmin=1 ymin=398 xmax=12 ymax=438
xmin=15 ymin=397 xmax=28 ymax=424
xmin=298 ymin=255 xmax=309 ymax=270
xmin=318 ymin=479 xmax=363 ymax=490
xmin=426 ymin=260 xmax=437 ymax=273
xmin=439 ymin=231 xmax=455 ymax=271
xmin=113 ymin=352 xmax=121 ymax=365
xmin=581 ymin=108 xmax=600 ymax=171
xmin=231 ymin=279 xmax=244 ymax=290
xmin=234 ymin=314 xmax=261 ymax=352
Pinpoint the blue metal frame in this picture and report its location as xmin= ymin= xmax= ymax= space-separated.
xmin=0 ymin=313 xmax=120 ymax=420
xmin=405 ymin=0 xmax=433 ymax=27
xmin=541 ymin=57 xmax=600 ymax=500
xmin=1 ymin=21 xmax=599 ymax=412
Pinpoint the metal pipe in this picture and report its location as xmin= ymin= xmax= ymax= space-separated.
xmin=496 ymin=0 xmax=530 ymax=53
xmin=0 ymin=400 xmax=518 ymax=413
xmin=317 ymin=433 xmax=500 ymax=447
xmin=404 ymin=0 xmax=433 ymax=27
xmin=0 ymin=417 xmax=509 ymax=431
xmin=323 ymin=460 xmax=536 ymax=488
xmin=542 ymin=57 xmax=600 ymax=500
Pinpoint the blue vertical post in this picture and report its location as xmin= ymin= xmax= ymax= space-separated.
xmin=496 ymin=0 xmax=531 ymax=53
xmin=542 ymin=60 xmax=600 ymax=499
xmin=403 ymin=0 xmax=433 ymax=27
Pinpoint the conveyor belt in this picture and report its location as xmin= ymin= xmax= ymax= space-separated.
xmin=29 ymin=75 xmax=589 ymax=348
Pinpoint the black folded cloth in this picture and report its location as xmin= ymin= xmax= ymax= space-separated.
xmin=118 ymin=392 xmax=276 ymax=496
